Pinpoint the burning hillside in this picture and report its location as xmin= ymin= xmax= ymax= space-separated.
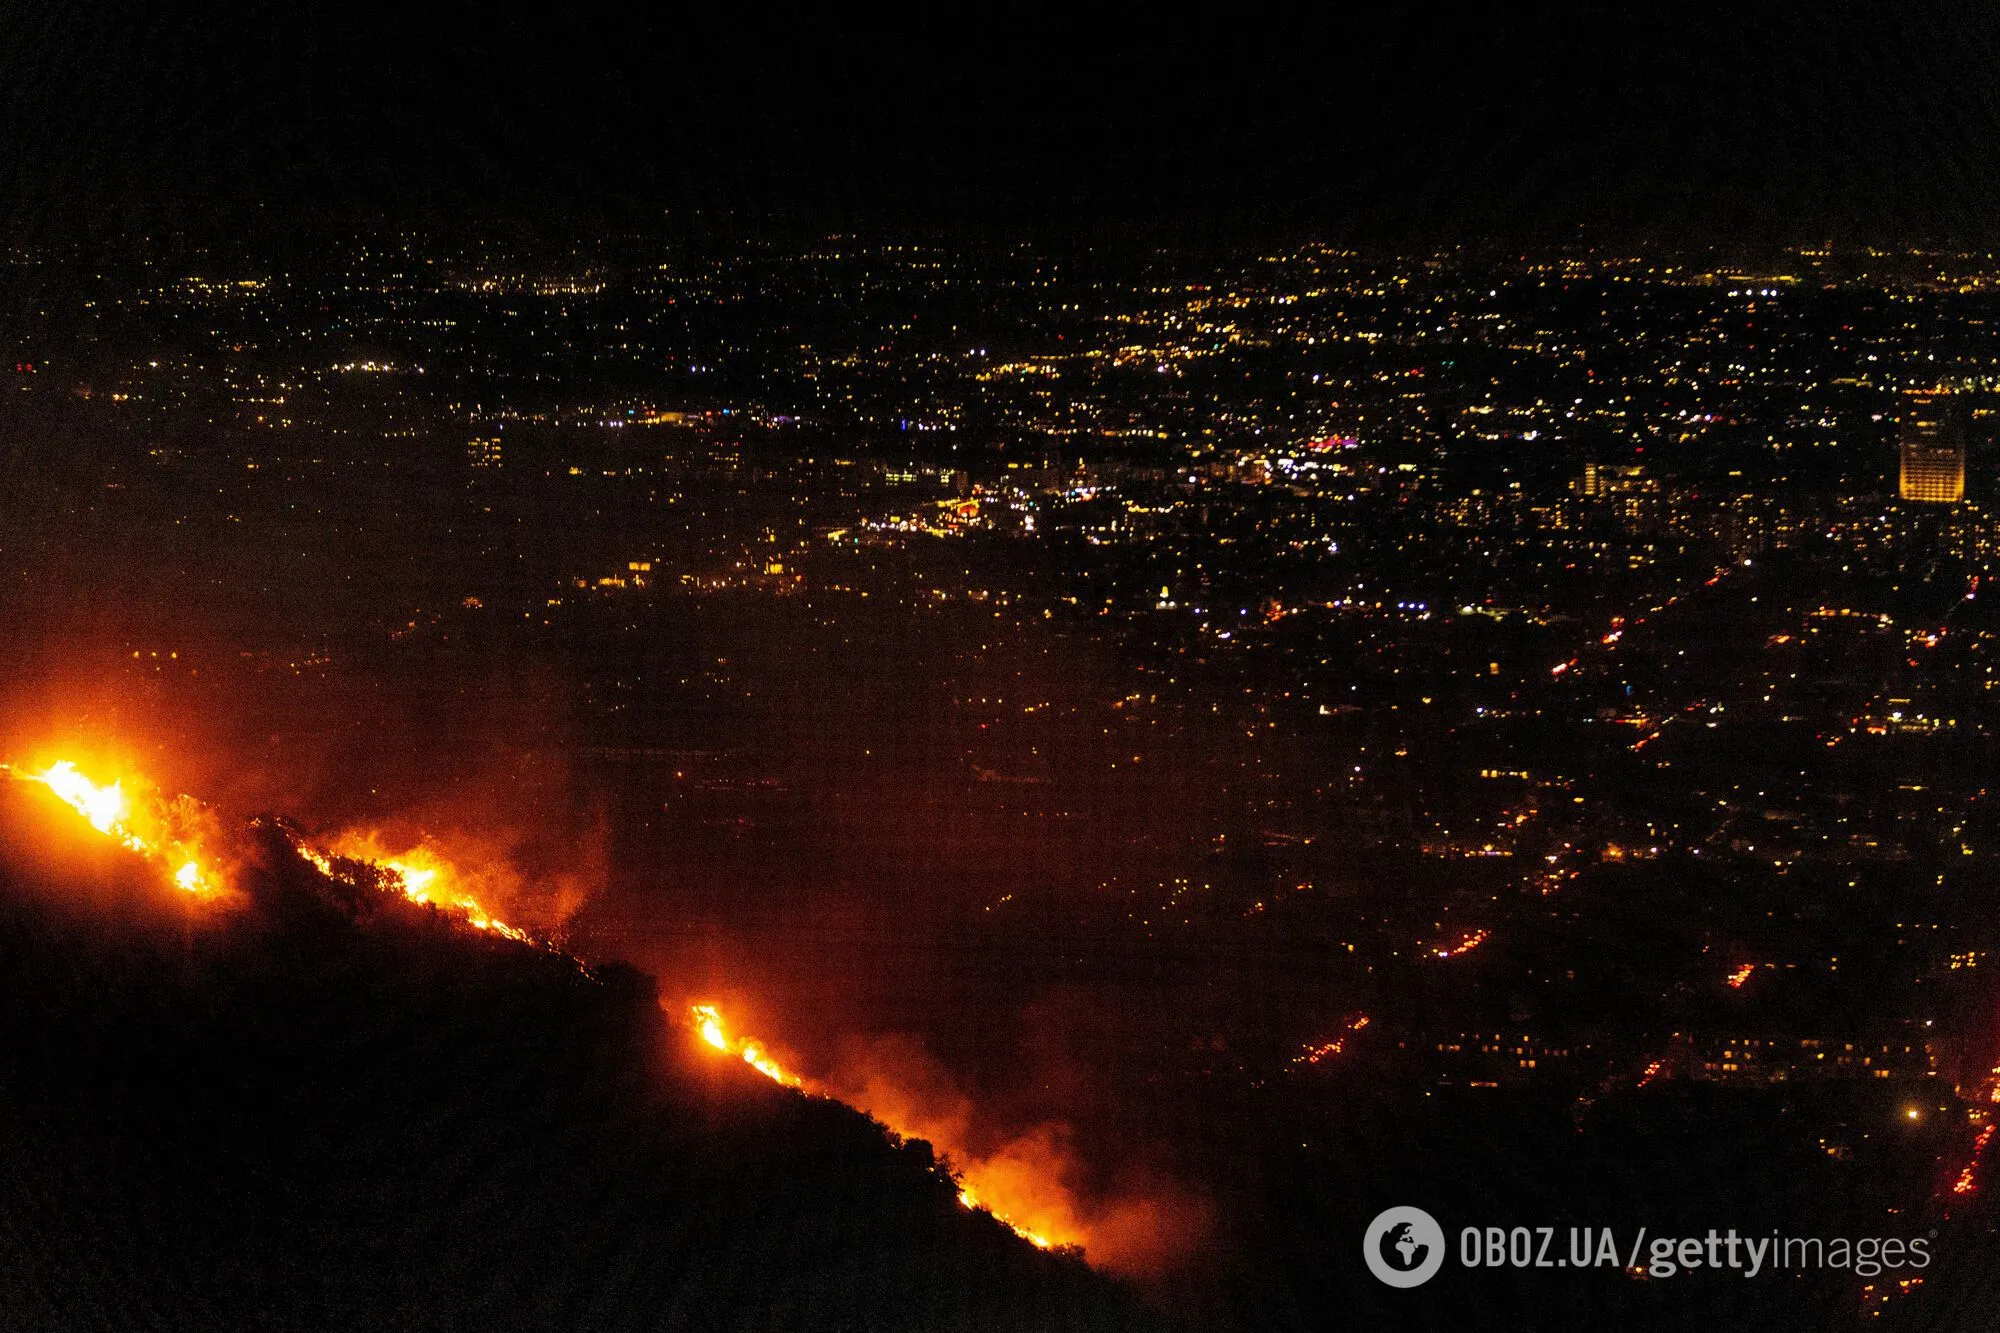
xmin=4 ymin=759 xmax=223 ymax=895
xmin=685 ymin=1003 xmax=1168 ymax=1260
xmin=0 ymin=754 xmax=1171 ymax=1330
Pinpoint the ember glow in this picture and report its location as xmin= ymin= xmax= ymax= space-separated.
xmin=5 ymin=759 xmax=220 ymax=895
xmin=1725 ymin=963 xmax=1756 ymax=989
xmin=32 ymin=761 xmax=128 ymax=838
xmin=306 ymin=833 xmax=534 ymax=943
xmin=689 ymin=1003 xmax=804 ymax=1088
xmin=688 ymin=1002 xmax=1069 ymax=1251
xmin=6 ymin=748 xmax=1100 ymax=1268
xmin=955 ymin=1183 xmax=1055 ymax=1249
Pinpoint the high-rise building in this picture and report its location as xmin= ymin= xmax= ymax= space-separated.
xmin=1575 ymin=462 xmax=1646 ymax=497
xmin=468 ymin=436 xmax=503 ymax=469
xmin=1898 ymin=393 xmax=1965 ymax=504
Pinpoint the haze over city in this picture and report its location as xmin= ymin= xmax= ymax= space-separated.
xmin=8 ymin=6 xmax=2000 ymax=1330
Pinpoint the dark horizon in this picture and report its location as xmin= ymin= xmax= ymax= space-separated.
xmin=7 ymin=3 xmax=2000 ymax=245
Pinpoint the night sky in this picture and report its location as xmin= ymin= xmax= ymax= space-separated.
xmin=14 ymin=8 xmax=2000 ymax=1330
xmin=5 ymin=5 xmax=2000 ymax=240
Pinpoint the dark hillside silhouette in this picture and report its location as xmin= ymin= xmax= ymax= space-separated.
xmin=0 ymin=787 xmax=1166 ymax=1331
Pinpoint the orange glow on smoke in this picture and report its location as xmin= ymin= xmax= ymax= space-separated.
xmin=5 ymin=759 xmax=220 ymax=894
xmin=955 ymin=1182 xmax=1055 ymax=1249
xmin=688 ymin=1003 xmax=1069 ymax=1251
xmin=690 ymin=1003 xmax=804 ymax=1088
xmin=309 ymin=832 xmax=533 ymax=943
xmin=6 ymin=748 xmax=1112 ymax=1267
xmin=33 ymin=761 xmax=129 ymax=838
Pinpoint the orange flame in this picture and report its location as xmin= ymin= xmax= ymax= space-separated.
xmin=5 ymin=759 xmax=220 ymax=894
xmin=688 ymin=1003 xmax=1065 ymax=1250
xmin=32 ymin=761 xmax=131 ymax=839
xmin=690 ymin=1003 xmax=804 ymax=1088
xmin=956 ymin=1182 xmax=1055 ymax=1249
xmin=1725 ymin=963 xmax=1755 ymax=989
xmin=303 ymin=833 xmax=533 ymax=943
xmin=5 ymin=751 xmax=1094 ymax=1262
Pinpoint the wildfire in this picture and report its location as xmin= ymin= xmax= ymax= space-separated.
xmin=1725 ymin=963 xmax=1755 ymax=989
xmin=690 ymin=1003 xmax=804 ymax=1088
xmin=301 ymin=833 xmax=533 ymax=944
xmin=4 ymin=748 xmax=1093 ymax=1266
xmin=956 ymin=1182 xmax=1054 ymax=1248
xmin=688 ymin=1002 xmax=1069 ymax=1252
xmin=31 ymin=761 xmax=130 ymax=839
xmin=5 ymin=759 xmax=219 ymax=895
xmin=4 ymin=756 xmax=549 ymax=936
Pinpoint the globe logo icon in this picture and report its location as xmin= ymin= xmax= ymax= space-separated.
xmin=1363 ymin=1206 xmax=1446 ymax=1288
xmin=1389 ymin=1222 xmax=1426 ymax=1268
